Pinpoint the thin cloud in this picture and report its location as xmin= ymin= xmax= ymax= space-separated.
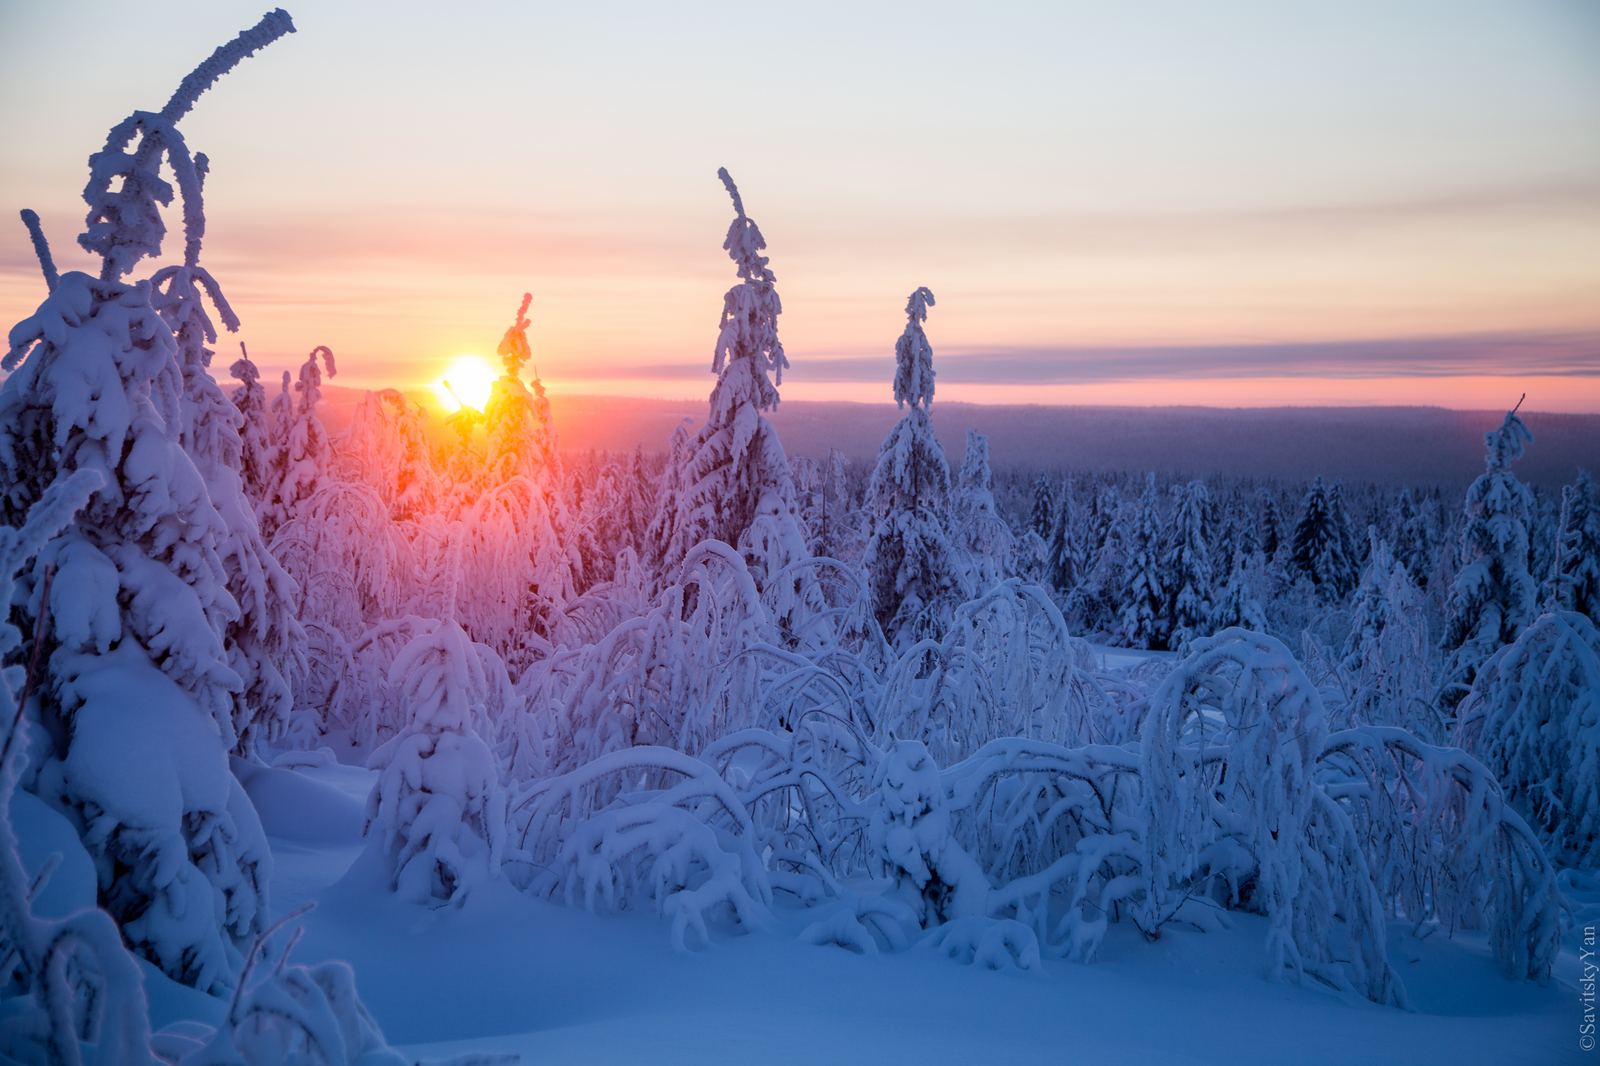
xmin=633 ymin=332 xmax=1600 ymax=384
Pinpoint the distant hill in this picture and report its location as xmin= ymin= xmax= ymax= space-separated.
xmin=312 ymin=387 xmax=1597 ymax=491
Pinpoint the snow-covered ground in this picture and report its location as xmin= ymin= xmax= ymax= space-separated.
xmin=17 ymin=757 xmax=1563 ymax=1066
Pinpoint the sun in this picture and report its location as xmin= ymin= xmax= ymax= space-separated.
xmin=433 ymin=355 xmax=498 ymax=412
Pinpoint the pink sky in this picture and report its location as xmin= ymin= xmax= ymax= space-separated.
xmin=3 ymin=2 xmax=1597 ymax=412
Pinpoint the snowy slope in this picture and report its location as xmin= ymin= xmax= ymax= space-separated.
xmin=169 ymin=761 xmax=1586 ymax=1066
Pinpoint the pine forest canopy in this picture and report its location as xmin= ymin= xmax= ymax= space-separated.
xmin=0 ymin=11 xmax=1593 ymax=1066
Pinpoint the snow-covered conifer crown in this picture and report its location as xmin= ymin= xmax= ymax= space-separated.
xmin=892 ymin=286 xmax=936 ymax=411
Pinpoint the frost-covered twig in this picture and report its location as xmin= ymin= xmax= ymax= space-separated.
xmin=18 ymin=209 xmax=58 ymax=293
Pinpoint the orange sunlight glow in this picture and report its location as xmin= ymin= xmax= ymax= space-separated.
xmin=433 ymin=355 xmax=498 ymax=412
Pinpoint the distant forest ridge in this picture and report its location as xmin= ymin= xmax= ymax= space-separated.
xmin=309 ymin=387 xmax=1596 ymax=490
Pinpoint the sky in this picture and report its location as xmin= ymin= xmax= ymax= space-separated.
xmin=2 ymin=0 xmax=1598 ymax=411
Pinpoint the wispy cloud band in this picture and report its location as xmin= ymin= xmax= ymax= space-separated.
xmin=634 ymin=332 xmax=1600 ymax=385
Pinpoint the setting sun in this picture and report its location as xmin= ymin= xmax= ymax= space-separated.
xmin=433 ymin=354 xmax=498 ymax=412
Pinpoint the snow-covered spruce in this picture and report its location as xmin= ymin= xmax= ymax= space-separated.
xmin=1163 ymin=479 xmax=1214 ymax=650
xmin=1439 ymin=403 xmax=1539 ymax=714
xmin=482 ymin=293 xmax=557 ymax=486
xmin=952 ymin=430 xmax=1014 ymax=595
xmin=1117 ymin=473 xmax=1166 ymax=650
xmin=652 ymin=170 xmax=805 ymax=590
xmin=1340 ymin=529 xmax=1442 ymax=741
xmin=2 ymin=272 xmax=267 ymax=991
xmin=150 ymin=153 xmax=303 ymax=759
xmin=1553 ymin=469 xmax=1600 ymax=622
xmin=862 ymin=288 xmax=971 ymax=652
xmin=364 ymin=619 xmax=507 ymax=907
xmin=1 ymin=7 xmax=295 ymax=996
xmin=1289 ymin=476 xmax=1353 ymax=599
xmin=228 ymin=344 xmax=274 ymax=509
xmin=0 ymin=472 xmax=158 ymax=1066
xmin=259 ymin=346 xmax=337 ymax=541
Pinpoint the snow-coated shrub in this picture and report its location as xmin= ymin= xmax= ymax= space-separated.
xmin=364 ymin=620 xmax=506 ymax=906
xmin=520 ymin=541 xmax=772 ymax=778
xmin=867 ymin=739 xmax=989 ymax=926
xmin=919 ymin=916 xmax=1045 ymax=974
xmin=1458 ymin=610 xmax=1600 ymax=868
xmin=508 ymin=746 xmax=771 ymax=951
xmin=1139 ymin=629 xmax=1407 ymax=1006
xmin=873 ymin=581 xmax=1122 ymax=762
xmin=1318 ymin=726 xmax=1564 ymax=982
xmin=945 ymin=738 xmax=1147 ymax=963
xmin=333 ymin=388 xmax=441 ymax=523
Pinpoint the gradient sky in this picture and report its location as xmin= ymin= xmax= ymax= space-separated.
xmin=3 ymin=0 xmax=1598 ymax=411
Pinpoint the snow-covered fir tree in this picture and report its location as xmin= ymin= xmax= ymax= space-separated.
xmin=1392 ymin=487 xmax=1432 ymax=588
xmin=259 ymin=345 xmax=335 ymax=540
xmin=149 ymin=152 xmax=302 ymax=759
xmin=1341 ymin=529 xmax=1441 ymax=739
xmin=229 ymin=343 xmax=273 ymax=507
xmin=654 ymin=170 xmax=804 ymax=590
xmin=1163 ymin=479 xmax=1213 ymax=647
xmin=1258 ymin=489 xmax=1282 ymax=561
xmin=1209 ymin=551 xmax=1267 ymax=634
xmin=1326 ymin=479 xmax=1360 ymax=596
xmin=1289 ymin=476 xmax=1352 ymax=597
xmin=1554 ymin=469 xmax=1600 ymax=621
xmin=1046 ymin=480 xmax=1076 ymax=597
xmin=1027 ymin=474 xmax=1054 ymax=543
xmin=0 ymin=10 xmax=295 ymax=992
xmin=1117 ymin=473 xmax=1166 ymax=649
xmin=952 ymin=429 xmax=1013 ymax=593
xmin=1439 ymin=403 xmax=1539 ymax=715
xmin=862 ymin=288 xmax=971 ymax=650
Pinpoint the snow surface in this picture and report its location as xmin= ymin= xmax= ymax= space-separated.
xmin=30 ymin=754 xmax=1557 ymax=1066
